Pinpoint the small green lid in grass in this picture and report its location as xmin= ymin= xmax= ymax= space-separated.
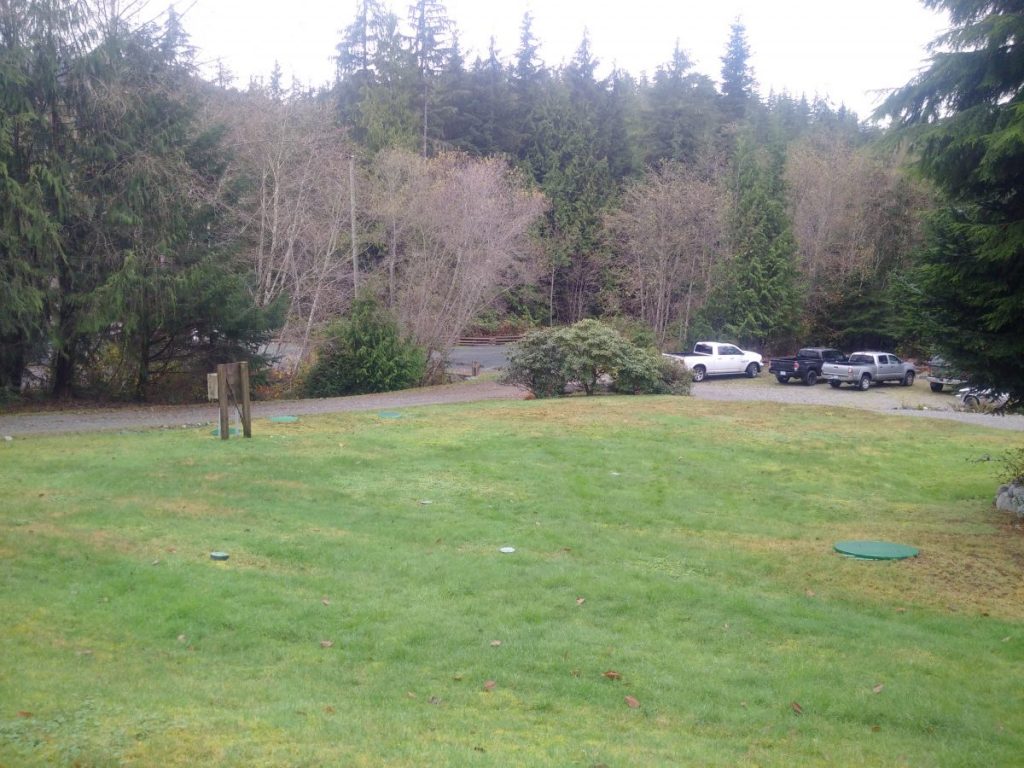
xmin=834 ymin=540 xmax=919 ymax=560
xmin=211 ymin=427 xmax=240 ymax=437
xmin=378 ymin=411 xmax=403 ymax=419
xmin=270 ymin=415 xmax=298 ymax=423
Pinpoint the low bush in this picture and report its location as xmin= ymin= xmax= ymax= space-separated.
xmin=304 ymin=295 xmax=426 ymax=397
xmin=503 ymin=319 xmax=689 ymax=398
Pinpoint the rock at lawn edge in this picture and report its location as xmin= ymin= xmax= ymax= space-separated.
xmin=996 ymin=482 xmax=1024 ymax=519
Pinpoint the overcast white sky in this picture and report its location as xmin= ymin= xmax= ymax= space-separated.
xmin=179 ymin=0 xmax=948 ymax=120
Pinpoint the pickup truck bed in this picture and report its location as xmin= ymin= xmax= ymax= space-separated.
xmin=768 ymin=347 xmax=846 ymax=385
xmin=821 ymin=352 xmax=916 ymax=390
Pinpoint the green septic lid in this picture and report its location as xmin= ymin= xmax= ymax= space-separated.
xmin=378 ymin=411 xmax=403 ymax=419
xmin=834 ymin=540 xmax=919 ymax=560
xmin=270 ymin=415 xmax=298 ymax=423
xmin=211 ymin=427 xmax=240 ymax=436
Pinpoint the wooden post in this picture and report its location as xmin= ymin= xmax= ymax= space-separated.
xmin=239 ymin=361 xmax=252 ymax=438
xmin=217 ymin=363 xmax=229 ymax=440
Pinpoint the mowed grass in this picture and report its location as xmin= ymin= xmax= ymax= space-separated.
xmin=1 ymin=397 xmax=1022 ymax=767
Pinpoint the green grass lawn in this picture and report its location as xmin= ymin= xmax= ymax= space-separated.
xmin=2 ymin=397 xmax=1022 ymax=767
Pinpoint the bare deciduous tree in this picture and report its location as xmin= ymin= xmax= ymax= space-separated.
xmin=374 ymin=151 xmax=545 ymax=375
xmin=215 ymin=96 xmax=361 ymax=366
xmin=786 ymin=136 xmax=931 ymax=317
xmin=606 ymin=160 xmax=726 ymax=347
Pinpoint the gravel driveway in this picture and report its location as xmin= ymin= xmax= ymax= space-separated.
xmin=0 ymin=380 xmax=525 ymax=436
xmin=2 ymin=366 xmax=1021 ymax=436
xmin=690 ymin=374 xmax=1024 ymax=431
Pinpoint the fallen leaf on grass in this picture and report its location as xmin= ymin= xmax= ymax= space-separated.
xmin=323 ymin=706 xmax=335 ymax=714
xmin=576 ymin=597 xmax=586 ymax=605
xmin=320 ymin=640 xmax=334 ymax=648
xmin=603 ymin=670 xmax=622 ymax=681
xmin=871 ymin=725 xmax=881 ymax=732
xmin=490 ymin=640 xmax=502 ymax=647
xmin=177 ymin=634 xmax=187 ymax=644
xmin=452 ymin=674 xmax=463 ymax=681
xmin=17 ymin=711 xmax=32 ymax=718
xmin=805 ymin=589 xmax=816 ymax=598
xmin=872 ymin=683 xmax=885 ymax=694
xmin=624 ymin=696 xmax=640 ymax=709
xmin=791 ymin=701 xmax=804 ymax=715
xmin=321 ymin=597 xmax=331 ymax=606
xmin=483 ymin=680 xmax=496 ymax=691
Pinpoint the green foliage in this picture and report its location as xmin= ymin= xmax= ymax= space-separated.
xmin=719 ymin=20 xmax=756 ymax=120
xmin=1000 ymin=446 xmax=1024 ymax=485
xmin=304 ymin=295 xmax=425 ymax=398
xmin=502 ymin=328 xmax=567 ymax=398
xmin=877 ymin=0 xmax=1024 ymax=404
xmin=612 ymin=347 xmax=691 ymax=395
xmin=703 ymin=133 xmax=800 ymax=349
xmin=503 ymin=318 xmax=686 ymax=397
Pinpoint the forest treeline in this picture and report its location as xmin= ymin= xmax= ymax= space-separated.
xmin=1 ymin=0 xmax=935 ymax=401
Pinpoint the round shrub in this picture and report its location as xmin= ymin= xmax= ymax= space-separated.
xmin=305 ymin=296 xmax=426 ymax=397
xmin=502 ymin=319 xmax=690 ymax=398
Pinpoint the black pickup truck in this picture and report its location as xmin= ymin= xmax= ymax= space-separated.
xmin=768 ymin=347 xmax=846 ymax=385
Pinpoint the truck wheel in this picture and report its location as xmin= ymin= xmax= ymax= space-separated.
xmin=858 ymin=374 xmax=871 ymax=391
xmin=692 ymin=365 xmax=706 ymax=382
xmin=804 ymin=370 xmax=818 ymax=386
xmin=929 ymin=382 xmax=943 ymax=393
xmin=963 ymin=394 xmax=980 ymax=409
xmin=901 ymin=371 xmax=915 ymax=387
xmin=745 ymin=363 xmax=760 ymax=378
xmin=829 ymin=380 xmax=841 ymax=389
xmin=775 ymin=374 xmax=789 ymax=384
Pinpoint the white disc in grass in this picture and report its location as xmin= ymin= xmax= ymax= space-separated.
xmin=499 ymin=546 xmax=516 ymax=554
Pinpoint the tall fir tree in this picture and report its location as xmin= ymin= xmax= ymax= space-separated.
xmin=719 ymin=19 xmax=756 ymax=121
xmin=704 ymin=132 xmax=800 ymax=349
xmin=877 ymin=0 xmax=1024 ymax=403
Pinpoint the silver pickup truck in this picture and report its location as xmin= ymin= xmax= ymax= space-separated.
xmin=821 ymin=352 xmax=916 ymax=391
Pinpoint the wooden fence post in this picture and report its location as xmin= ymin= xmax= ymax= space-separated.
xmin=217 ymin=363 xmax=229 ymax=440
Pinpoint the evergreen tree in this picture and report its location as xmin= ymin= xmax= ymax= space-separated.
xmin=409 ymin=0 xmax=453 ymax=155
xmin=1 ymin=2 xmax=280 ymax=399
xmin=704 ymin=133 xmax=800 ymax=348
xmin=719 ymin=19 xmax=756 ymax=120
xmin=0 ymin=0 xmax=73 ymax=393
xmin=355 ymin=10 xmax=419 ymax=153
xmin=643 ymin=41 xmax=720 ymax=165
xmin=876 ymin=0 xmax=1024 ymax=403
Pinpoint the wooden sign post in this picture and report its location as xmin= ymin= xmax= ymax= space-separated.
xmin=216 ymin=361 xmax=252 ymax=439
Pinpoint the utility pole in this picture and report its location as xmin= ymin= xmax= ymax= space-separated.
xmin=350 ymin=153 xmax=358 ymax=293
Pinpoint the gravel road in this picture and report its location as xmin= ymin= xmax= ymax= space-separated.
xmin=689 ymin=374 xmax=1024 ymax=431
xmin=1 ymin=366 xmax=1021 ymax=436
xmin=0 ymin=380 xmax=525 ymax=436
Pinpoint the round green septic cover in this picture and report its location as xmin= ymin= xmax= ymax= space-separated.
xmin=270 ymin=415 xmax=298 ymax=423
xmin=834 ymin=540 xmax=919 ymax=560
xmin=210 ymin=427 xmax=240 ymax=436
xmin=378 ymin=411 xmax=403 ymax=419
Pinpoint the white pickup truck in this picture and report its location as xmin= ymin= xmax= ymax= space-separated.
xmin=663 ymin=342 xmax=763 ymax=382
xmin=821 ymin=351 xmax=916 ymax=391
